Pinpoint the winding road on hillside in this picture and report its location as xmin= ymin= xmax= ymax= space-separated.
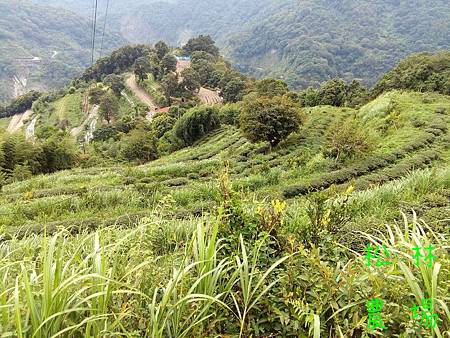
xmin=125 ymin=74 xmax=158 ymax=120
xmin=7 ymin=110 xmax=34 ymax=134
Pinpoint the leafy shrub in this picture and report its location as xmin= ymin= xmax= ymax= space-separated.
xmin=150 ymin=114 xmax=177 ymax=139
xmin=324 ymin=119 xmax=373 ymax=160
xmin=39 ymin=136 xmax=79 ymax=173
xmin=173 ymin=106 xmax=220 ymax=146
xmin=88 ymin=87 xmax=105 ymax=105
xmin=120 ymin=129 xmax=157 ymax=163
xmin=240 ymin=96 xmax=304 ymax=146
xmin=156 ymin=130 xmax=184 ymax=155
xmin=12 ymin=163 xmax=33 ymax=182
xmin=217 ymin=103 xmax=241 ymax=126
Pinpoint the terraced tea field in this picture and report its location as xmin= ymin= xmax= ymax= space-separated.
xmin=1 ymin=91 xmax=449 ymax=237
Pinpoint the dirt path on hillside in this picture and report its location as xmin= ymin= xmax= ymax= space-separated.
xmin=71 ymin=105 xmax=99 ymax=137
xmin=7 ymin=110 xmax=33 ymax=133
xmin=176 ymin=60 xmax=223 ymax=104
xmin=125 ymin=74 xmax=158 ymax=119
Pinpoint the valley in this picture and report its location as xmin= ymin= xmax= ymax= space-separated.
xmin=0 ymin=0 xmax=124 ymax=103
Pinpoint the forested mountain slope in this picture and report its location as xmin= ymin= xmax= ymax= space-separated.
xmin=0 ymin=0 xmax=124 ymax=103
xmin=226 ymin=0 xmax=450 ymax=88
xmin=35 ymin=0 xmax=450 ymax=89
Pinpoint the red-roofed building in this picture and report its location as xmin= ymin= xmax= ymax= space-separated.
xmin=155 ymin=107 xmax=170 ymax=113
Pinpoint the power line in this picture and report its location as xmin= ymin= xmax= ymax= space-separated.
xmin=90 ymin=0 xmax=99 ymax=66
xmin=99 ymin=0 xmax=111 ymax=58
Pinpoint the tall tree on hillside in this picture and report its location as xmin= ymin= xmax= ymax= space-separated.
xmin=223 ymin=78 xmax=246 ymax=103
xmin=161 ymin=73 xmax=180 ymax=105
xmin=155 ymin=41 xmax=170 ymax=60
xmin=240 ymin=96 xmax=303 ymax=146
xmin=133 ymin=57 xmax=153 ymax=82
xmin=182 ymin=35 xmax=219 ymax=56
xmin=181 ymin=68 xmax=201 ymax=92
xmin=256 ymin=78 xmax=289 ymax=97
xmin=192 ymin=60 xmax=216 ymax=85
xmin=99 ymin=94 xmax=119 ymax=124
xmin=161 ymin=54 xmax=177 ymax=76
xmin=104 ymin=74 xmax=125 ymax=97
xmin=316 ymin=79 xmax=347 ymax=106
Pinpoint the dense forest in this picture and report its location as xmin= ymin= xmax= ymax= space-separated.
xmin=27 ymin=0 xmax=450 ymax=90
xmin=0 ymin=0 xmax=123 ymax=102
xmin=226 ymin=0 xmax=450 ymax=88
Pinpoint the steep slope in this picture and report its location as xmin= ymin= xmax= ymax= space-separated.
xmin=0 ymin=0 xmax=125 ymax=103
xmin=1 ymin=90 xmax=448 ymax=231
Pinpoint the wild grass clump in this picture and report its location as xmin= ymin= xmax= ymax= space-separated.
xmin=282 ymin=212 xmax=450 ymax=337
xmin=0 ymin=204 xmax=291 ymax=337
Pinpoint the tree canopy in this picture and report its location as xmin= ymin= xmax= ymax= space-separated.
xmin=240 ymin=96 xmax=303 ymax=146
xmin=372 ymin=51 xmax=450 ymax=97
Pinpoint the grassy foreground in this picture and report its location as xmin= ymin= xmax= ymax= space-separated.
xmin=0 ymin=90 xmax=449 ymax=336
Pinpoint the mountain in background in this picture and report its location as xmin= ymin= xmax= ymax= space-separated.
xmin=24 ymin=0 xmax=450 ymax=89
xmin=0 ymin=0 xmax=124 ymax=103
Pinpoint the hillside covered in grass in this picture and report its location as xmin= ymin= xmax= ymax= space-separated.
xmin=1 ymin=90 xmax=449 ymax=233
xmin=0 ymin=39 xmax=449 ymax=336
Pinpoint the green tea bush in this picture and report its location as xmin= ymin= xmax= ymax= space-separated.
xmin=162 ymin=177 xmax=189 ymax=187
xmin=283 ymin=132 xmax=440 ymax=198
xmin=435 ymin=107 xmax=448 ymax=115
